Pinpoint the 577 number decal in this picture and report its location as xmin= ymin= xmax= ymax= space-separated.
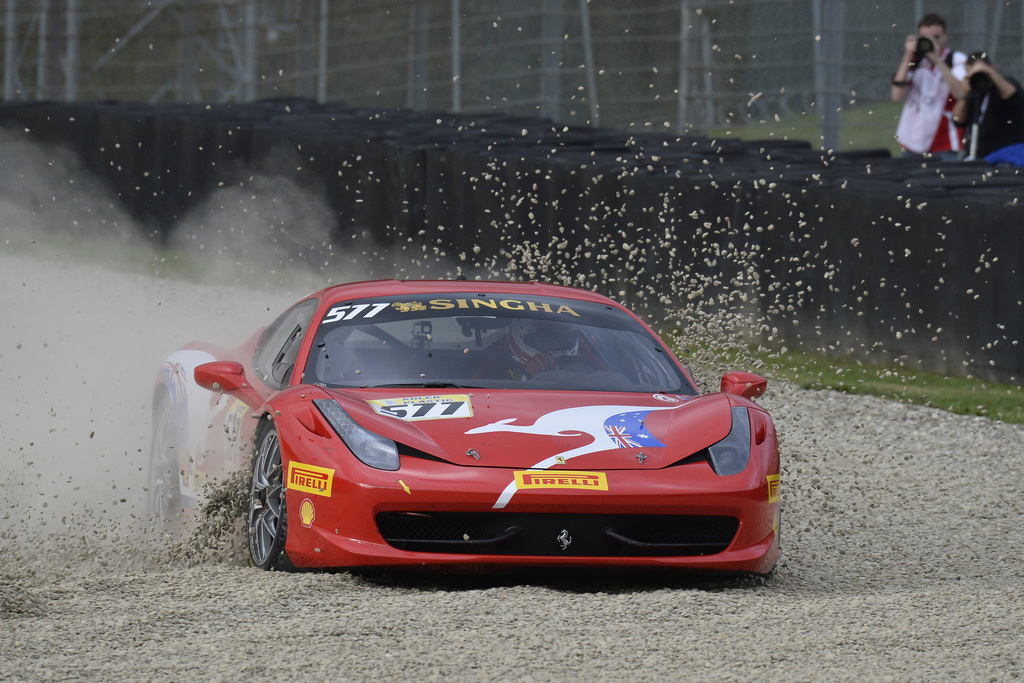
xmin=367 ymin=394 xmax=473 ymax=421
xmin=321 ymin=302 xmax=391 ymax=324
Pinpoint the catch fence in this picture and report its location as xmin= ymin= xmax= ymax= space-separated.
xmin=4 ymin=1 xmax=1024 ymax=150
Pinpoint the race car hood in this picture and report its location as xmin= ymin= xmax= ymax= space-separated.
xmin=326 ymin=388 xmax=736 ymax=470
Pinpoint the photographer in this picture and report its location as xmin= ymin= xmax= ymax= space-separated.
xmin=892 ymin=14 xmax=966 ymax=158
xmin=952 ymin=53 xmax=1024 ymax=164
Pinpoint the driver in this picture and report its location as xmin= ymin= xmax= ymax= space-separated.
xmin=474 ymin=318 xmax=584 ymax=380
xmin=507 ymin=318 xmax=580 ymax=376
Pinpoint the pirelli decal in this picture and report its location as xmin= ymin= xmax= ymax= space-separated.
xmin=514 ymin=470 xmax=608 ymax=491
xmin=288 ymin=462 xmax=334 ymax=497
xmin=766 ymin=473 xmax=780 ymax=503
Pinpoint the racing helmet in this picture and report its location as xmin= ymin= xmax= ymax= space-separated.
xmin=507 ymin=318 xmax=579 ymax=364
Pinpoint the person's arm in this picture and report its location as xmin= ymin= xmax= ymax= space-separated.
xmin=987 ymin=66 xmax=1018 ymax=101
xmin=931 ymin=49 xmax=966 ymax=100
xmin=891 ymin=34 xmax=918 ymax=102
xmin=951 ymin=81 xmax=971 ymax=126
xmin=963 ymin=60 xmax=1018 ymax=101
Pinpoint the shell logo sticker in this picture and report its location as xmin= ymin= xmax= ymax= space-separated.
xmin=288 ymin=462 xmax=334 ymax=497
xmin=299 ymin=498 xmax=316 ymax=528
xmin=368 ymin=394 xmax=473 ymax=421
xmin=391 ymin=301 xmax=429 ymax=313
xmin=514 ymin=470 xmax=608 ymax=491
xmin=766 ymin=474 xmax=781 ymax=503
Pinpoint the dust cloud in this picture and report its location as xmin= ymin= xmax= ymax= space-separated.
xmin=0 ymin=130 xmax=354 ymax=571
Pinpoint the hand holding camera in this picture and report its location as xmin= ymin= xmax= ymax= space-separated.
xmin=909 ymin=35 xmax=939 ymax=69
xmin=965 ymin=52 xmax=995 ymax=94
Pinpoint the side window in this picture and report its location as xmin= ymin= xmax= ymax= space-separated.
xmin=252 ymin=298 xmax=319 ymax=390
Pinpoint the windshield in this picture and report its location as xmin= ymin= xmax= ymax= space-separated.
xmin=305 ymin=293 xmax=696 ymax=394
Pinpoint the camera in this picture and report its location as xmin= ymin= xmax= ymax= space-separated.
xmin=970 ymin=72 xmax=995 ymax=94
xmin=967 ymin=52 xmax=994 ymax=94
xmin=911 ymin=36 xmax=935 ymax=68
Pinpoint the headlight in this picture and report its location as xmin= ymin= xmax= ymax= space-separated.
xmin=313 ymin=399 xmax=400 ymax=471
xmin=707 ymin=407 xmax=751 ymax=476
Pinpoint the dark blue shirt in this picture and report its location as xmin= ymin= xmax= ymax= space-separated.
xmin=965 ymin=76 xmax=1024 ymax=157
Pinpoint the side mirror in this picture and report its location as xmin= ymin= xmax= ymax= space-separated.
xmin=720 ymin=371 xmax=767 ymax=399
xmin=195 ymin=361 xmax=250 ymax=393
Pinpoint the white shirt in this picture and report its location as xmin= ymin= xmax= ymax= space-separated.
xmin=895 ymin=49 xmax=967 ymax=153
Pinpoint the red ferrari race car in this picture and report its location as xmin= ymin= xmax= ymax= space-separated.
xmin=150 ymin=279 xmax=780 ymax=574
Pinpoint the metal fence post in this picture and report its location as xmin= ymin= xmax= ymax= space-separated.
xmin=540 ymin=0 xmax=564 ymax=120
xmin=990 ymin=0 xmax=1003 ymax=62
xmin=65 ymin=0 xmax=80 ymax=101
xmin=451 ymin=0 xmax=461 ymax=112
xmin=37 ymin=0 xmax=48 ymax=99
xmin=699 ymin=9 xmax=713 ymax=131
xmin=4 ymin=0 xmax=16 ymax=99
xmin=39 ymin=0 xmax=65 ymax=101
xmin=243 ymin=0 xmax=258 ymax=101
xmin=407 ymin=0 xmax=428 ymax=109
xmin=318 ymin=0 xmax=328 ymax=101
xmin=298 ymin=0 xmax=317 ymax=98
xmin=178 ymin=0 xmax=197 ymax=101
xmin=814 ymin=0 xmax=843 ymax=151
xmin=677 ymin=0 xmax=690 ymax=132
xmin=579 ymin=0 xmax=599 ymax=127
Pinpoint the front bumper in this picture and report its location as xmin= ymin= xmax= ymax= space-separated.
xmin=281 ymin=452 xmax=780 ymax=575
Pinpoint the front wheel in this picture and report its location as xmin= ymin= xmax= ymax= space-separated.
xmin=247 ymin=421 xmax=292 ymax=570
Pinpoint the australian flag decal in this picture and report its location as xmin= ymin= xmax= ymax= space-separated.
xmin=603 ymin=410 xmax=666 ymax=449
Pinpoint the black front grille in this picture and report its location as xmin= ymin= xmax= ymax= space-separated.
xmin=376 ymin=512 xmax=738 ymax=557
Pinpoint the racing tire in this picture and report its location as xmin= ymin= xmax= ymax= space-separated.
xmin=148 ymin=391 xmax=184 ymax=528
xmin=247 ymin=420 xmax=293 ymax=571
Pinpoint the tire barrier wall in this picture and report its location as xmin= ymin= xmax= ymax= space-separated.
xmin=1 ymin=99 xmax=1021 ymax=382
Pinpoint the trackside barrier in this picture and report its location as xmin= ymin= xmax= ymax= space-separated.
xmin=1 ymin=100 xmax=1021 ymax=381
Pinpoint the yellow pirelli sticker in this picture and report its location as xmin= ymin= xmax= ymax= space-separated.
xmin=766 ymin=473 xmax=781 ymax=503
xmin=288 ymin=462 xmax=335 ymax=497
xmin=514 ymin=470 xmax=608 ymax=491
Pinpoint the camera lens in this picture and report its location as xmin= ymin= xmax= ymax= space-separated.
xmin=970 ymin=72 xmax=995 ymax=92
xmin=910 ymin=37 xmax=935 ymax=68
